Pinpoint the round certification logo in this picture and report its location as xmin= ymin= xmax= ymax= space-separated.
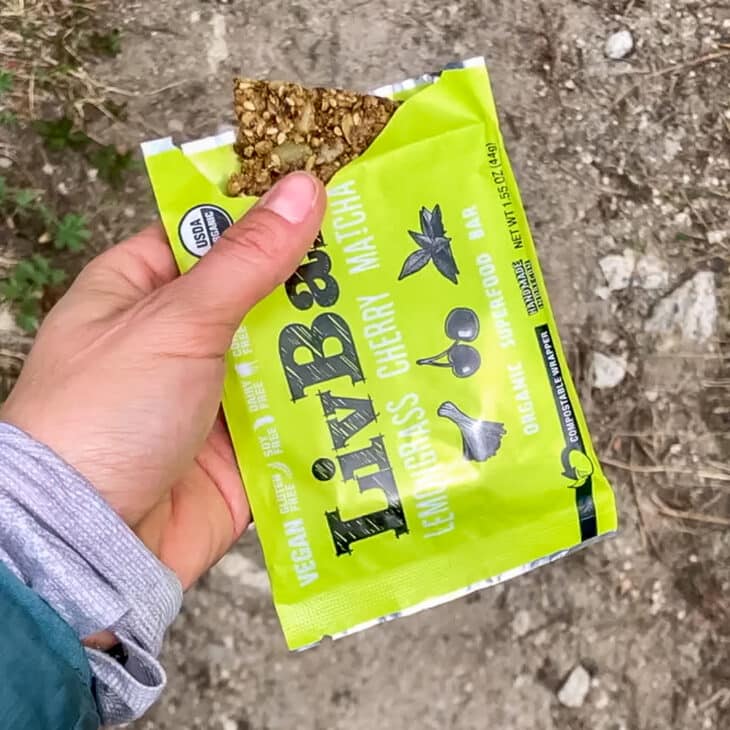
xmin=178 ymin=204 xmax=233 ymax=257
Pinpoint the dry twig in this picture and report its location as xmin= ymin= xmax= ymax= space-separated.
xmin=650 ymin=493 xmax=730 ymax=527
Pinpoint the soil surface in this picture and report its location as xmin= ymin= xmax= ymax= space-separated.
xmin=1 ymin=1 xmax=729 ymax=729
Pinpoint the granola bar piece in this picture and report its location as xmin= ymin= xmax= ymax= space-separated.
xmin=228 ymin=79 xmax=400 ymax=197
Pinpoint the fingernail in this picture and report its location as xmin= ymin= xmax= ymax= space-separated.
xmin=259 ymin=172 xmax=319 ymax=223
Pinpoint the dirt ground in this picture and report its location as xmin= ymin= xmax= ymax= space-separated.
xmin=1 ymin=1 xmax=729 ymax=728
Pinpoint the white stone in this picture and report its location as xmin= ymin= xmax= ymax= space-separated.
xmin=168 ymin=119 xmax=184 ymax=133
xmin=707 ymin=229 xmax=727 ymax=246
xmin=645 ymin=271 xmax=717 ymax=343
xmin=605 ymin=30 xmax=634 ymax=60
xmin=599 ymin=249 xmax=636 ymax=291
xmin=558 ymin=665 xmax=591 ymax=708
xmin=595 ymin=691 xmax=610 ymax=710
xmin=511 ymin=609 xmax=531 ymax=638
xmin=635 ymin=254 xmax=669 ymax=290
xmin=0 ymin=304 xmax=17 ymax=334
xmin=592 ymin=351 xmax=628 ymax=389
xmin=214 ymin=553 xmax=270 ymax=593
xmin=597 ymin=329 xmax=618 ymax=346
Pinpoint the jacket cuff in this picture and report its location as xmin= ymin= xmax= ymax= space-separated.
xmin=0 ymin=422 xmax=183 ymax=725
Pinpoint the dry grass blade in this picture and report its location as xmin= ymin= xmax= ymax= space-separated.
xmin=602 ymin=457 xmax=730 ymax=482
xmin=651 ymin=493 xmax=730 ymax=527
xmin=612 ymin=47 xmax=730 ymax=109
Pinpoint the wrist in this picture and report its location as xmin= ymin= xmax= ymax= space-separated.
xmin=83 ymin=630 xmax=119 ymax=652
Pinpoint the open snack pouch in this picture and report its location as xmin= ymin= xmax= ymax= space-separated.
xmin=143 ymin=58 xmax=618 ymax=650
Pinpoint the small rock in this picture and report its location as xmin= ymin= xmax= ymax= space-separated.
xmin=214 ymin=553 xmax=270 ymax=593
xmin=592 ymin=352 xmax=628 ymax=389
xmin=511 ymin=609 xmax=531 ymax=638
xmin=0 ymin=157 xmax=12 ymax=169
xmin=599 ymin=249 xmax=636 ymax=291
xmin=635 ymin=254 xmax=669 ymax=290
xmin=168 ymin=118 xmax=185 ymax=133
xmin=645 ymin=271 xmax=717 ymax=343
xmin=558 ymin=665 xmax=591 ymax=708
xmin=42 ymin=163 xmax=54 ymax=176
xmin=707 ymin=230 xmax=728 ymax=246
xmin=595 ymin=691 xmax=610 ymax=710
xmin=597 ymin=329 xmax=618 ymax=346
xmin=605 ymin=30 xmax=634 ymax=60
xmin=0 ymin=305 xmax=17 ymax=334
xmin=221 ymin=719 xmax=237 ymax=730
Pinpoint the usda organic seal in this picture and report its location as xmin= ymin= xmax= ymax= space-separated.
xmin=178 ymin=204 xmax=233 ymax=257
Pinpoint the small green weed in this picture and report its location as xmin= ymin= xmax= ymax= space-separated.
xmin=0 ymin=255 xmax=67 ymax=333
xmin=0 ymin=176 xmax=91 ymax=332
xmin=53 ymin=213 xmax=92 ymax=252
xmin=34 ymin=116 xmax=91 ymax=152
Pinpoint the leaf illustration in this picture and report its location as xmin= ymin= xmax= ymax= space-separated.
xmin=398 ymin=248 xmax=432 ymax=280
xmin=430 ymin=204 xmax=446 ymax=238
xmin=400 ymin=204 xmax=459 ymax=284
xmin=432 ymin=243 xmax=459 ymax=284
xmin=419 ymin=207 xmax=433 ymax=238
xmin=408 ymin=230 xmax=433 ymax=249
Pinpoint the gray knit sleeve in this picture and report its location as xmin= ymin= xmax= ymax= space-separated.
xmin=0 ymin=422 xmax=183 ymax=725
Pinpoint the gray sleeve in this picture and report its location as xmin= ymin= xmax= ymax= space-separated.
xmin=0 ymin=421 xmax=183 ymax=725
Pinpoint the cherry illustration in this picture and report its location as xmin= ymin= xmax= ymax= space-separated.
xmin=448 ymin=344 xmax=481 ymax=378
xmin=445 ymin=307 xmax=480 ymax=342
xmin=418 ymin=307 xmax=482 ymax=378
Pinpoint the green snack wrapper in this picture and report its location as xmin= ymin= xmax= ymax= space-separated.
xmin=142 ymin=59 xmax=617 ymax=649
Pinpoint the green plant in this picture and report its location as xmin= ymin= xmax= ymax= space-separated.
xmin=0 ymin=69 xmax=16 ymax=127
xmin=87 ymin=29 xmax=122 ymax=58
xmin=34 ymin=116 xmax=91 ymax=151
xmin=53 ymin=213 xmax=91 ymax=252
xmin=0 ymin=69 xmax=13 ymax=95
xmin=0 ymin=176 xmax=92 ymax=331
xmin=89 ymin=144 xmax=136 ymax=187
xmin=0 ymin=255 xmax=67 ymax=333
xmin=0 ymin=110 xmax=17 ymax=126
xmin=13 ymin=188 xmax=40 ymax=211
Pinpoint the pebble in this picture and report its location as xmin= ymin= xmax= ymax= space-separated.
xmin=213 ymin=553 xmax=271 ymax=593
xmin=707 ymin=230 xmax=728 ymax=246
xmin=599 ymin=249 xmax=636 ymax=291
xmin=0 ymin=157 xmax=12 ymax=169
xmin=605 ymin=30 xmax=635 ymax=60
xmin=635 ymin=254 xmax=669 ymax=290
xmin=645 ymin=271 xmax=717 ymax=343
xmin=592 ymin=352 xmax=628 ymax=389
xmin=511 ymin=609 xmax=531 ymax=638
xmin=558 ymin=665 xmax=591 ymax=708
xmin=168 ymin=118 xmax=185 ymax=133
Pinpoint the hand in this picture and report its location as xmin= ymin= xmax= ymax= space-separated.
xmin=1 ymin=172 xmax=326 ymax=590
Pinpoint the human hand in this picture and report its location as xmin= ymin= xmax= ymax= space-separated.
xmin=1 ymin=172 xmax=326 ymax=590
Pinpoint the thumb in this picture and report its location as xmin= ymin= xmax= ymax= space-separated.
xmin=164 ymin=171 xmax=326 ymax=341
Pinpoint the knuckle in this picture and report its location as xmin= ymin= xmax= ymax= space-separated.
xmin=218 ymin=211 xmax=288 ymax=273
